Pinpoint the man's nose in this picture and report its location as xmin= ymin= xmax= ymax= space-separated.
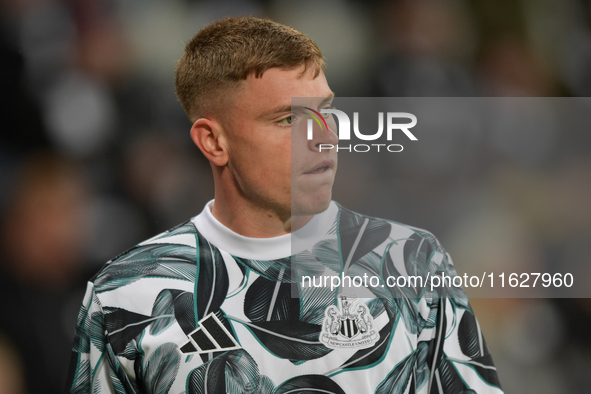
xmin=309 ymin=119 xmax=338 ymax=151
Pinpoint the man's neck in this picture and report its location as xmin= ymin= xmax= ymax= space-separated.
xmin=210 ymin=196 xmax=313 ymax=238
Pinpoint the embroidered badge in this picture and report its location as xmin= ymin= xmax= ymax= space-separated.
xmin=320 ymin=296 xmax=379 ymax=349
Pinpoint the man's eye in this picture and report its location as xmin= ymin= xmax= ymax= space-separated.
xmin=278 ymin=116 xmax=293 ymax=125
xmin=321 ymin=107 xmax=335 ymax=119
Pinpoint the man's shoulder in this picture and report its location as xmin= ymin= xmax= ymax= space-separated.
xmin=334 ymin=202 xmax=446 ymax=254
xmin=89 ymin=219 xmax=200 ymax=292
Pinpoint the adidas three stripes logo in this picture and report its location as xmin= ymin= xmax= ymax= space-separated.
xmin=180 ymin=313 xmax=241 ymax=354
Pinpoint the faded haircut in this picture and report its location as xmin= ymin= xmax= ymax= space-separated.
xmin=175 ymin=16 xmax=326 ymax=122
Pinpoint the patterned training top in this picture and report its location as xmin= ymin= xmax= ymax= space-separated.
xmin=66 ymin=201 xmax=503 ymax=393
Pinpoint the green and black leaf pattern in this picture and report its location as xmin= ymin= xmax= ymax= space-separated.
xmin=457 ymin=311 xmax=501 ymax=388
xmin=195 ymin=233 xmax=229 ymax=320
xmin=402 ymin=233 xmax=432 ymax=294
xmin=149 ymin=288 xmax=200 ymax=337
xmin=141 ymin=343 xmax=181 ymax=394
xmin=299 ymin=284 xmax=336 ymax=325
xmin=107 ymin=368 xmax=127 ymax=394
xmin=381 ymin=248 xmax=420 ymax=335
xmin=243 ymin=319 xmax=330 ymax=361
xmin=161 ymin=220 xmax=197 ymax=237
xmin=292 ymin=249 xmax=334 ymax=280
xmin=274 ymin=374 xmax=346 ymax=394
xmin=103 ymin=307 xmax=153 ymax=355
xmin=244 ymin=275 xmax=299 ymax=322
xmin=120 ymin=339 xmax=140 ymax=361
xmin=150 ymin=289 xmax=178 ymax=336
xmin=234 ymin=257 xmax=293 ymax=283
xmin=69 ymin=359 xmax=90 ymax=394
xmin=103 ymin=341 xmax=139 ymax=394
xmin=187 ymin=349 xmax=261 ymax=394
xmin=337 ymin=318 xmax=396 ymax=372
xmin=72 ymin=304 xmax=91 ymax=354
xmin=312 ymin=239 xmax=390 ymax=300
xmin=66 ymin=204 xmax=502 ymax=393
xmin=338 ymin=208 xmax=391 ymax=271
xmin=312 ymin=239 xmax=342 ymax=273
xmin=94 ymin=244 xmax=197 ymax=293
xmin=415 ymin=341 xmax=430 ymax=390
xmin=375 ymin=347 xmax=418 ymax=394
xmin=258 ymin=375 xmax=275 ymax=394
xmin=458 ymin=311 xmax=485 ymax=359
xmin=89 ymin=312 xmax=106 ymax=353
xmin=239 ymin=254 xmax=334 ymax=362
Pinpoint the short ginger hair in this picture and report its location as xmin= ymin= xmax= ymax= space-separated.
xmin=175 ymin=16 xmax=326 ymax=122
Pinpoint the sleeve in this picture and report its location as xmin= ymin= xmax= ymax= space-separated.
xmin=65 ymin=282 xmax=130 ymax=393
xmin=422 ymin=251 xmax=504 ymax=394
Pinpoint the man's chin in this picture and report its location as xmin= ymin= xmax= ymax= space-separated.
xmin=291 ymin=196 xmax=332 ymax=217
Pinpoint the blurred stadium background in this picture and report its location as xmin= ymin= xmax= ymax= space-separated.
xmin=1 ymin=0 xmax=591 ymax=392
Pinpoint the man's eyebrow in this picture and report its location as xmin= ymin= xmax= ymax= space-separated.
xmin=317 ymin=93 xmax=336 ymax=107
xmin=264 ymin=105 xmax=293 ymax=117
xmin=262 ymin=93 xmax=335 ymax=118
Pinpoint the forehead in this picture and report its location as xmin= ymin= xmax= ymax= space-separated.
xmin=233 ymin=65 xmax=332 ymax=116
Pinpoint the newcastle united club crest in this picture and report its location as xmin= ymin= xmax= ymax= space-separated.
xmin=320 ymin=297 xmax=379 ymax=349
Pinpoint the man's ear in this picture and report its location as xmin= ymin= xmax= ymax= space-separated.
xmin=190 ymin=118 xmax=229 ymax=166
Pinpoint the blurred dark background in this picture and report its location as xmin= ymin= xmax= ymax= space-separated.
xmin=1 ymin=0 xmax=591 ymax=392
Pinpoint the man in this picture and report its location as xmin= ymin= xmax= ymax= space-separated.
xmin=67 ymin=17 xmax=503 ymax=393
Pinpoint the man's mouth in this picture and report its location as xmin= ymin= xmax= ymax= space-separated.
xmin=305 ymin=160 xmax=334 ymax=174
